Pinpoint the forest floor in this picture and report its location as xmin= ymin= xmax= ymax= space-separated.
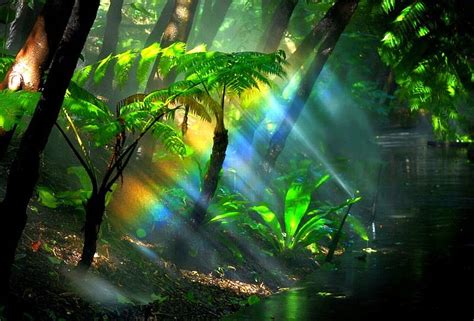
xmin=0 ymin=157 xmax=317 ymax=321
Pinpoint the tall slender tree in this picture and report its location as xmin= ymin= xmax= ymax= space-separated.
xmin=259 ymin=0 xmax=298 ymax=53
xmin=145 ymin=0 xmax=175 ymax=47
xmin=192 ymin=0 xmax=232 ymax=48
xmin=261 ymin=0 xmax=272 ymax=26
xmin=94 ymin=0 xmax=124 ymax=96
xmin=0 ymin=0 xmax=100 ymax=306
xmin=146 ymin=0 xmax=199 ymax=92
xmin=263 ymin=0 xmax=360 ymax=172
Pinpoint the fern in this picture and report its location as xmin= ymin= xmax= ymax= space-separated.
xmin=152 ymin=122 xmax=187 ymax=156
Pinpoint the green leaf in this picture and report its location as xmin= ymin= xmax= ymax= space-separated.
xmin=208 ymin=212 xmax=241 ymax=223
xmin=251 ymin=205 xmax=283 ymax=244
xmin=315 ymin=174 xmax=331 ymax=189
xmin=94 ymin=54 xmax=114 ymax=85
xmin=138 ymin=43 xmax=161 ymax=87
xmin=37 ymin=186 xmax=59 ymax=209
xmin=346 ymin=214 xmax=368 ymax=241
xmin=284 ymin=181 xmax=311 ymax=240
xmin=152 ymin=122 xmax=187 ymax=156
xmin=67 ymin=166 xmax=93 ymax=191
xmin=47 ymin=256 xmax=62 ymax=265
xmin=114 ymin=50 xmax=137 ymax=88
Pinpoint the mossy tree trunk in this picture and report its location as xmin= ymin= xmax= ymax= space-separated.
xmin=0 ymin=0 xmax=100 ymax=306
xmin=263 ymin=0 xmax=360 ymax=173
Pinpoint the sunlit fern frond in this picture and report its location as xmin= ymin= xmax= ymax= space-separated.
xmin=152 ymin=122 xmax=187 ymax=156
xmin=175 ymin=96 xmax=212 ymax=122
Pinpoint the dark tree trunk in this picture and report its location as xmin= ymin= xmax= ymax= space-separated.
xmin=263 ymin=0 xmax=359 ymax=172
xmin=193 ymin=0 xmax=232 ymax=48
xmin=287 ymin=1 xmax=350 ymax=71
xmin=0 ymin=0 xmax=99 ymax=306
xmin=120 ymin=0 xmax=175 ymax=100
xmin=78 ymin=192 xmax=107 ymax=268
xmin=97 ymin=0 xmax=124 ymax=61
xmin=146 ymin=0 xmax=199 ymax=92
xmin=259 ymin=0 xmax=298 ymax=53
xmin=0 ymin=0 xmax=75 ymax=160
xmin=94 ymin=0 xmax=124 ymax=97
xmin=191 ymin=128 xmax=228 ymax=226
xmin=0 ymin=125 xmax=16 ymax=160
xmin=145 ymin=0 xmax=175 ymax=47
xmin=6 ymin=0 xmax=41 ymax=53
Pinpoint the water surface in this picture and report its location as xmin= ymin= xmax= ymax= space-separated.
xmin=226 ymin=130 xmax=474 ymax=321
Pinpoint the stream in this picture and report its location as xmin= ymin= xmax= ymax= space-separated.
xmin=225 ymin=129 xmax=474 ymax=321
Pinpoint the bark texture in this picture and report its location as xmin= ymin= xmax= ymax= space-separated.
xmin=259 ymin=0 xmax=298 ymax=53
xmin=97 ymin=0 xmax=124 ymax=61
xmin=190 ymin=128 xmax=228 ymax=226
xmin=6 ymin=0 xmax=40 ymax=53
xmin=145 ymin=0 xmax=175 ymax=47
xmin=78 ymin=193 xmax=107 ymax=268
xmin=0 ymin=0 xmax=99 ymax=306
xmin=0 ymin=0 xmax=74 ymax=159
xmin=146 ymin=0 xmax=199 ymax=92
xmin=0 ymin=0 xmax=74 ymax=91
xmin=94 ymin=0 xmax=124 ymax=96
xmin=263 ymin=0 xmax=359 ymax=172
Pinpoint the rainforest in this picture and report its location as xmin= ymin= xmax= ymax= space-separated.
xmin=0 ymin=0 xmax=473 ymax=320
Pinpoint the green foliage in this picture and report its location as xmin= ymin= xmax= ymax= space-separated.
xmin=0 ymin=56 xmax=14 ymax=79
xmin=210 ymin=174 xmax=364 ymax=254
xmin=73 ymin=42 xmax=188 ymax=89
xmin=37 ymin=167 xmax=93 ymax=210
xmin=378 ymin=1 xmax=474 ymax=140
xmin=0 ymin=90 xmax=40 ymax=130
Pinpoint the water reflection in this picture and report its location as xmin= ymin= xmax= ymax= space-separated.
xmin=225 ymin=129 xmax=474 ymax=321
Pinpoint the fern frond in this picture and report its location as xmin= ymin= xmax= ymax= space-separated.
xmin=152 ymin=122 xmax=187 ymax=156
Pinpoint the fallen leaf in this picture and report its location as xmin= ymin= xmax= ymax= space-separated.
xmin=31 ymin=240 xmax=42 ymax=252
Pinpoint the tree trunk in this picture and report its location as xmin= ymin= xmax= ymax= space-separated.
xmin=263 ymin=0 xmax=359 ymax=172
xmin=193 ymin=0 xmax=232 ymax=48
xmin=0 ymin=0 xmax=75 ymax=160
xmin=97 ymin=0 xmax=124 ymax=61
xmin=145 ymin=0 xmax=175 ymax=47
xmin=6 ymin=0 xmax=41 ymax=53
xmin=0 ymin=0 xmax=74 ymax=91
xmin=259 ymin=0 xmax=298 ymax=53
xmin=94 ymin=0 xmax=124 ymax=97
xmin=190 ymin=127 xmax=228 ymax=226
xmin=261 ymin=0 xmax=272 ymax=26
xmin=287 ymin=1 xmax=350 ymax=71
xmin=146 ymin=0 xmax=199 ymax=92
xmin=0 ymin=0 xmax=99 ymax=305
xmin=379 ymin=69 xmax=396 ymax=106
xmin=78 ymin=192 xmax=107 ymax=268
